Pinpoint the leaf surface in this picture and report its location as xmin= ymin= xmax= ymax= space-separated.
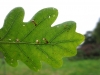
xmin=0 ymin=7 xmax=84 ymax=71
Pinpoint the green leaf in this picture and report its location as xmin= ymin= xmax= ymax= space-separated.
xmin=0 ymin=7 xmax=84 ymax=71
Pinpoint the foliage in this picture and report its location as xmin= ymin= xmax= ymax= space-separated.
xmin=83 ymin=31 xmax=96 ymax=45
xmin=93 ymin=19 xmax=100 ymax=43
xmin=69 ymin=44 xmax=100 ymax=60
xmin=0 ymin=59 xmax=100 ymax=75
xmin=0 ymin=7 xmax=84 ymax=71
xmin=71 ymin=19 xmax=100 ymax=60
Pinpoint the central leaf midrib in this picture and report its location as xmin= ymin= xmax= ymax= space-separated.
xmin=0 ymin=39 xmax=79 ymax=45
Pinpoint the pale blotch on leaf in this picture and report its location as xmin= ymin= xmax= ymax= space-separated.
xmin=34 ymin=67 xmax=36 ymax=69
xmin=17 ymin=60 xmax=19 ymax=64
xmin=32 ymin=20 xmax=37 ymax=26
xmin=37 ymin=69 xmax=39 ymax=72
xmin=11 ymin=59 xmax=13 ymax=61
xmin=46 ymin=56 xmax=48 ymax=58
xmin=9 ymin=39 xmax=11 ymax=41
xmin=43 ymin=38 xmax=48 ymax=44
xmin=16 ymin=39 xmax=20 ymax=42
xmin=36 ymin=40 xmax=39 ymax=44
xmin=49 ymin=16 xmax=50 ymax=18
xmin=53 ymin=15 xmax=55 ymax=17
xmin=23 ymin=25 xmax=25 ymax=26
